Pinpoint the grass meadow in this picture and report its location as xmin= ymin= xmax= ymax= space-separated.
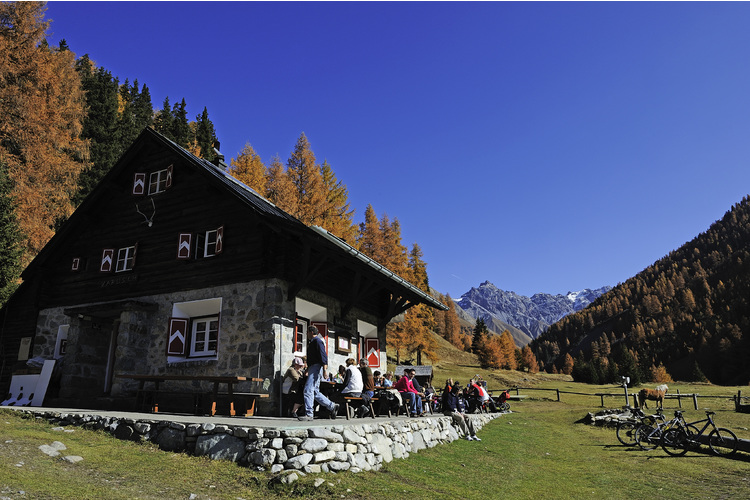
xmin=1 ymin=376 xmax=749 ymax=500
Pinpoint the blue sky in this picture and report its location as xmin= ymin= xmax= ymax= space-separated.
xmin=44 ymin=2 xmax=750 ymax=298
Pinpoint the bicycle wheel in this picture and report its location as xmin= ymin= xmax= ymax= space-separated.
xmin=635 ymin=424 xmax=660 ymax=451
xmin=708 ymin=427 xmax=738 ymax=457
xmin=661 ymin=428 xmax=689 ymax=456
xmin=616 ymin=422 xmax=638 ymax=446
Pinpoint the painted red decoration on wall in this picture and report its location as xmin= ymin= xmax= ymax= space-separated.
xmin=365 ymin=338 xmax=380 ymax=367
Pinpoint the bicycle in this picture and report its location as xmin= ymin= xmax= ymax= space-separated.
xmin=616 ymin=408 xmax=661 ymax=446
xmin=660 ymin=410 xmax=738 ymax=457
xmin=633 ymin=409 xmax=681 ymax=451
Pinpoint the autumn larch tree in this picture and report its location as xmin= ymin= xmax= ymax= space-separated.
xmin=0 ymin=1 xmax=89 ymax=264
xmin=229 ymin=143 xmax=267 ymax=194
xmin=320 ymin=159 xmax=358 ymax=243
xmin=265 ymin=154 xmax=298 ymax=216
xmin=287 ymin=133 xmax=327 ymax=226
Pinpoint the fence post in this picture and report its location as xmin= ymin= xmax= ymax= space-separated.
xmin=692 ymin=394 xmax=698 ymax=410
xmin=556 ymin=389 xmax=560 ymax=402
xmin=600 ymin=394 xmax=605 ymax=407
xmin=676 ymin=389 xmax=682 ymax=408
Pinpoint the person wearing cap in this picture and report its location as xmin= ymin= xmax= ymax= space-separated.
xmin=300 ymin=325 xmax=340 ymax=421
xmin=282 ymin=356 xmax=305 ymax=418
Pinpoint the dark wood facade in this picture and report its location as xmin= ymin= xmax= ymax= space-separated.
xmin=0 ymin=128 xmax=446 ymax=406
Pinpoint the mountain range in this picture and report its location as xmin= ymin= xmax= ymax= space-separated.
xmin=455 ymin=281 xmax=612 ymax=346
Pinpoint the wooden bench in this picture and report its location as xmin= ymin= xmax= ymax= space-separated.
xmin=343 ymin=396 xmax=377 ymax=420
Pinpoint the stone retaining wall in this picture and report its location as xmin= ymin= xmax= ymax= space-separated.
xmin=16 ymin=410 xmax=500 ymax=475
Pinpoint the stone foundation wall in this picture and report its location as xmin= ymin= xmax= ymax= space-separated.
xmin=15 ymin=410 xmax=500 ymax=475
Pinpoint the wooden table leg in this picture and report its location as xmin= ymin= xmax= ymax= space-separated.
xmin=228 ymin=382 xmax=236 ymax=416
xmin=211 ymin=381 xmax=219 ymax=416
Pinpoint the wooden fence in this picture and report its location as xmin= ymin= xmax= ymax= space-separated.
xmin=491 ymin=387 xmax=746 ymax=410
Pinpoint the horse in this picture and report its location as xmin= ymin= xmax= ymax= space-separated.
xmin=638 ymin=384 xmax=668 ymax=409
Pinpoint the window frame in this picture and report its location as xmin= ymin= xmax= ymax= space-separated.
xmin=189 ymin=314 xmax=220 ymax=358
xmin=148 ymin=166 xmax=172 ymax=195
xmin=115 ymin=245 xmax=137 ymax=272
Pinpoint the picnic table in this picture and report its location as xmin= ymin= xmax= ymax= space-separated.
xmin=116 ymin=373 xmax=268 ymax=416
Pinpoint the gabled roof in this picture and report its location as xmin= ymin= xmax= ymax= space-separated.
xmin=24 ymin=128 xmax=447 ymax=314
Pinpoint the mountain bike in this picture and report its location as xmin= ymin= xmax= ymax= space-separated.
xmin=633 ymin=409 xmax=683 ymax=450
xmin=616 ymin=408 xmax=661 ymax=446
xmin=660 ymin=410 xmax=738 ymax=457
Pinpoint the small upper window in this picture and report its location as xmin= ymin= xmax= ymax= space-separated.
xmin=149 ymin=169 xmax=169 ymax=195
xmin=116 ymin=246 xmax=137 ymax=272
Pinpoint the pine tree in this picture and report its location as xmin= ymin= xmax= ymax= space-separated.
xmin=73 ymin=56 xmax=120 ymax=204
xmin=170 ymin=98 xmax=190 ymax=147
xmin=153 ymin=97 xmax=174 ymax=140
xmin=472 ymin=318 xmax=488 ymax=355
xmin=229 ymin=143 xmax=267 ymax=194
xmin=0 ymin=1 xmax=89 ymax=264
xmin=194 ymin=107 xmax=217 ymax=162
xmin=0 ymin=160 xmax=22 ymax=306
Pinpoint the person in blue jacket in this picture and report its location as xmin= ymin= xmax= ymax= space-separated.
xmin=299 ymin=325 xmax=339 ymax=421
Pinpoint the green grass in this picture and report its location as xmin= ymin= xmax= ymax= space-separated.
xmin=2 ymin=380 xmax=750 ymax=499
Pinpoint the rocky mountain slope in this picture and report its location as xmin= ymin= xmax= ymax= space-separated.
xmin=456 ymin=281 xmax=611 ymax=343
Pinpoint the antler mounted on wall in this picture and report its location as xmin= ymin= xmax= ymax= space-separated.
xmin=135 ymin=198 xmax=156 ymax=227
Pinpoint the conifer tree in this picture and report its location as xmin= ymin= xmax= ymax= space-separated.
xmin=520 ymin=345 xmax=539 ymax=373
xmin=153 ymin=97 xmax=174 ymax=140
xmin=229 ymin=143 xmax=267 ymax=194
xmin=441 ymin=294 xmax=461 ymax=347
xmin=286 ymin=132 xmax=327 ymax=225
xmin=0 ymin=1 xmax=88 ymax=264
xmin=320 ymin=159 xmax=357 ymax=243
xmin=171 ymin=98 xmax=190 ymax=147
xmin=357 ymin=204 xmax=383 ymax=260
xmin=265 ymin=155 xmax=298 ymax=215
xmin=472 ymin=318 xmax=488 ymax=355
xmin=0 ymin=160 xmax=22 ymax=306
xmin=498 ymin=330 xmax=517 ymax=370
xmin=74 ymin=55 xmax=120 ymax=204
xmin=194 ymin=107 xmax=218 ymax=162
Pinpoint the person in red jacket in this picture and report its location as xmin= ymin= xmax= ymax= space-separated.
xmin=394 ymin=368 xmax=424 ymax=416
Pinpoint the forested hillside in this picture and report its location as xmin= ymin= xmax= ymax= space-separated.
xmin=531 ymin=196 xmax=750 ymax=386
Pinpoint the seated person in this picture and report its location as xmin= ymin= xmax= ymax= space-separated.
xmin=382 ymin=372 xmax=394 ymax=387
xmin=333 ymin=364 xmax=346 ymax=384
xmin=442 ymin=381 xmax=480 ymax=441
xmin=393 ymin=368 xmax=423 ymax=416
xmin=341 ymin=358 xmax=363 ymax=397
